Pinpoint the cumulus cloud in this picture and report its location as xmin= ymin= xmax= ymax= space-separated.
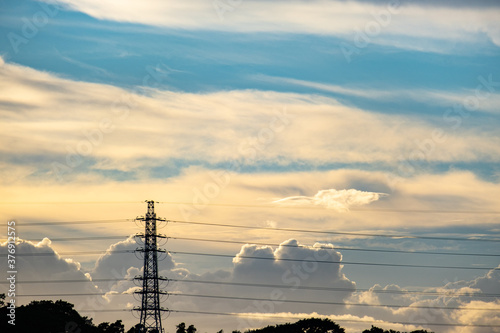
xmin=164 ymin=239 xmax=356 ymax=331
xmin=233 ymin=239 xmax=355 ymax=289
xmin=0 ymin=238 xmax=101 ymax=312
xmin=450 ymin=301 xmax=500 ymax=333
xmin=273 ymin=189 xmax=386 ymax=212
xmin=346 ymin=266 xmax=500 ymax=333
xmin=442 ymin=266 xmax=500 ymax=301
xmin=43 ymin=236 xmax=354 ymax=330
xmin=4 ymin=234 xmax=500 ymax=332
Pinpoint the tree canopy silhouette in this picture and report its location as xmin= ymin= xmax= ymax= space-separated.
xmin=0 ymin=299 xmax=123 ymax=333
xmin=0 ymin=299 xmax=435 ymax=333
xmin=246 ymin=318 xmax=344 ymax=333
xmin=362 ymin=325 xmax=433 ymax=333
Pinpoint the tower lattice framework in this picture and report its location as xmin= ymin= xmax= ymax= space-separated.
xmin=134 ymin=200 xmax=169 ymax=333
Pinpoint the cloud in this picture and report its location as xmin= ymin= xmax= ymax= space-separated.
xmin=0 ymin=238 xmax=102 ymax=314
xmin=442 ymin=266 xmax=500 ymax=301
xmin=346 ymin=266 xmax=500 ymax=333
xmin=4 ymin=234 xmax=500 ymax=332
xmin=256 ymin=75 xmax=500 ymax=115
xmin=273 ymin=189 xmax=386 ymax=212
xmin=0 ymin=238 xmax=90 ymax=285
xmin=59 ymin=237 xmax=356 ymax=330
xmin=46 ymin=0 xmax=500 ymax=49
xmin=450 ymin=301 xmax=500 ymax=333
xmin=108 ymin=242 xmax=499 ymax=333
xmin=169 ymin=239 xmax=356 ymax=331
xmin=469 ymin=267 xmax=500 ymax=296
xmin=233 ymin=239 xmax=355 ymax=290
xmin=90 ymin=235 xmax=175 ymax=285
xmin=1 ymin=59 xmax=499 ymax=188
xmin=1 ymin=168 xmax=499 ymax=237
xmin=351 ymin=0 xmax=500 ymax=7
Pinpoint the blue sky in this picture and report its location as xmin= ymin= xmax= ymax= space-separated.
xmin=1 ymin=0 xmax=500 ymax=332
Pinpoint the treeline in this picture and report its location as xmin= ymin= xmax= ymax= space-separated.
xmin=218 ymin=318 xmax=433 ymax=333
xmin=0 ymin=296 xmax=433 ymax=333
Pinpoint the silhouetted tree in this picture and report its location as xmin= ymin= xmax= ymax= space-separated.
xmin=247 ymin=318 xmax=344 ymax=333
xmin=362 ymin=326 xmax=433 ymax=333
xmin=187 ymin=324 xmax=197 ymax=333
xmin=126 ymin=323 xmax=145 ymax=333
xmin=363 ymin=326 xmax=385 ymax=333
xmin=177 ymin=322 xmax=187 ymax=333
xmin=0 ymin=299 xmax=97 ymax=333
xmin=99 ymin=320 xmax=125 ymax=333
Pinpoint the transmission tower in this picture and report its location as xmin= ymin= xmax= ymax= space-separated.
xmin=134 ymin=200 xmax=169 ymax=333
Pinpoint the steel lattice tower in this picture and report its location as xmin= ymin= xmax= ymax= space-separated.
xmin=134 ymin=200 xmax=168 ymax=333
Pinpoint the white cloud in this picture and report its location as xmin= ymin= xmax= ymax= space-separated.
xmin=273 ymin=189 xmax=386 ymax=212
xmin=233 ymin=239 xmax=355 ymax=290
xmin=0 ymin=238 xmax=102 ymax=312
xmin=1 ymin=59 xmax=499 ymax=187
xmin=64 ymin=237 xmax=356 ymax=330
xmin=346 ymin=266 xmax=500 ymax=333
xmin=256 ymin=74 xmax=500 ymax=115
xmin=450 ymin=301 xmax=500 ymax=333
xmin=442 ymin=266 xmax=500 ymax=301
xmin=4 ymin=234 xmax=500 ymax=332
xmin=46 ymin=0 xmax=500 ymax=51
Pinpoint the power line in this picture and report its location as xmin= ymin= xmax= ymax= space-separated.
xmin=169 ymin=250 xmax=498 ymax=271
xmin=64 ymin=308 xmax=500 ymax=328
xmin=12 ymin=218 xmax=500 ymax=242
xmin=17 ymin=235 xmax=500 ymax=257
xmin=3 ymin=200 xmax=500 ymax=215
xmin=0 ymin=201 xmax=143 ymax=205
xmin=25 ymin=235 xmax=129 ymax=242
xmin=169 ymin=293 xmax=500 ymax=311
xmin=8 ymin=250 xmax=133 ymax=256
xmin=158 ymin=201 xmax=500 ymax=215
xmin=4 ymin=249 xmax=496 ymax=270
xmin=6 ymin=277 xmax=500 ymax=298
xmin=168 ymin=278 xmax=500 ymax=298
xmin=169 ymin=220 xmax=500 ymax=243
xmin=190 ymin=222 xmax=500 ymax=242
xmin=10 ymin=292 xmax=500 ymax=327
xmin=7 ymin=200 xmax=499 ymax=330
xmin=164 ymin=310 xmax=500 ymax=328
xmin=15 ymin=292 xmax=498 ymax=311
xmin=18 ymin=219 xmax=134 ymax=226
xmin=169 ymin=236 xmax=500 ymax=257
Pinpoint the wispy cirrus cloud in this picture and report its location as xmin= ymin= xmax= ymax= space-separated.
xmin=47 ymin=0 xmax=500 ymax=51
xmin=1 ymin=58 xmax=499 ymax=185
xmin=255 ymin=74 xmax=500 ymax=115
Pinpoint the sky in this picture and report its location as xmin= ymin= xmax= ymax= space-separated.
xmin=0 ymin=0 xmax=500 ymax=332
